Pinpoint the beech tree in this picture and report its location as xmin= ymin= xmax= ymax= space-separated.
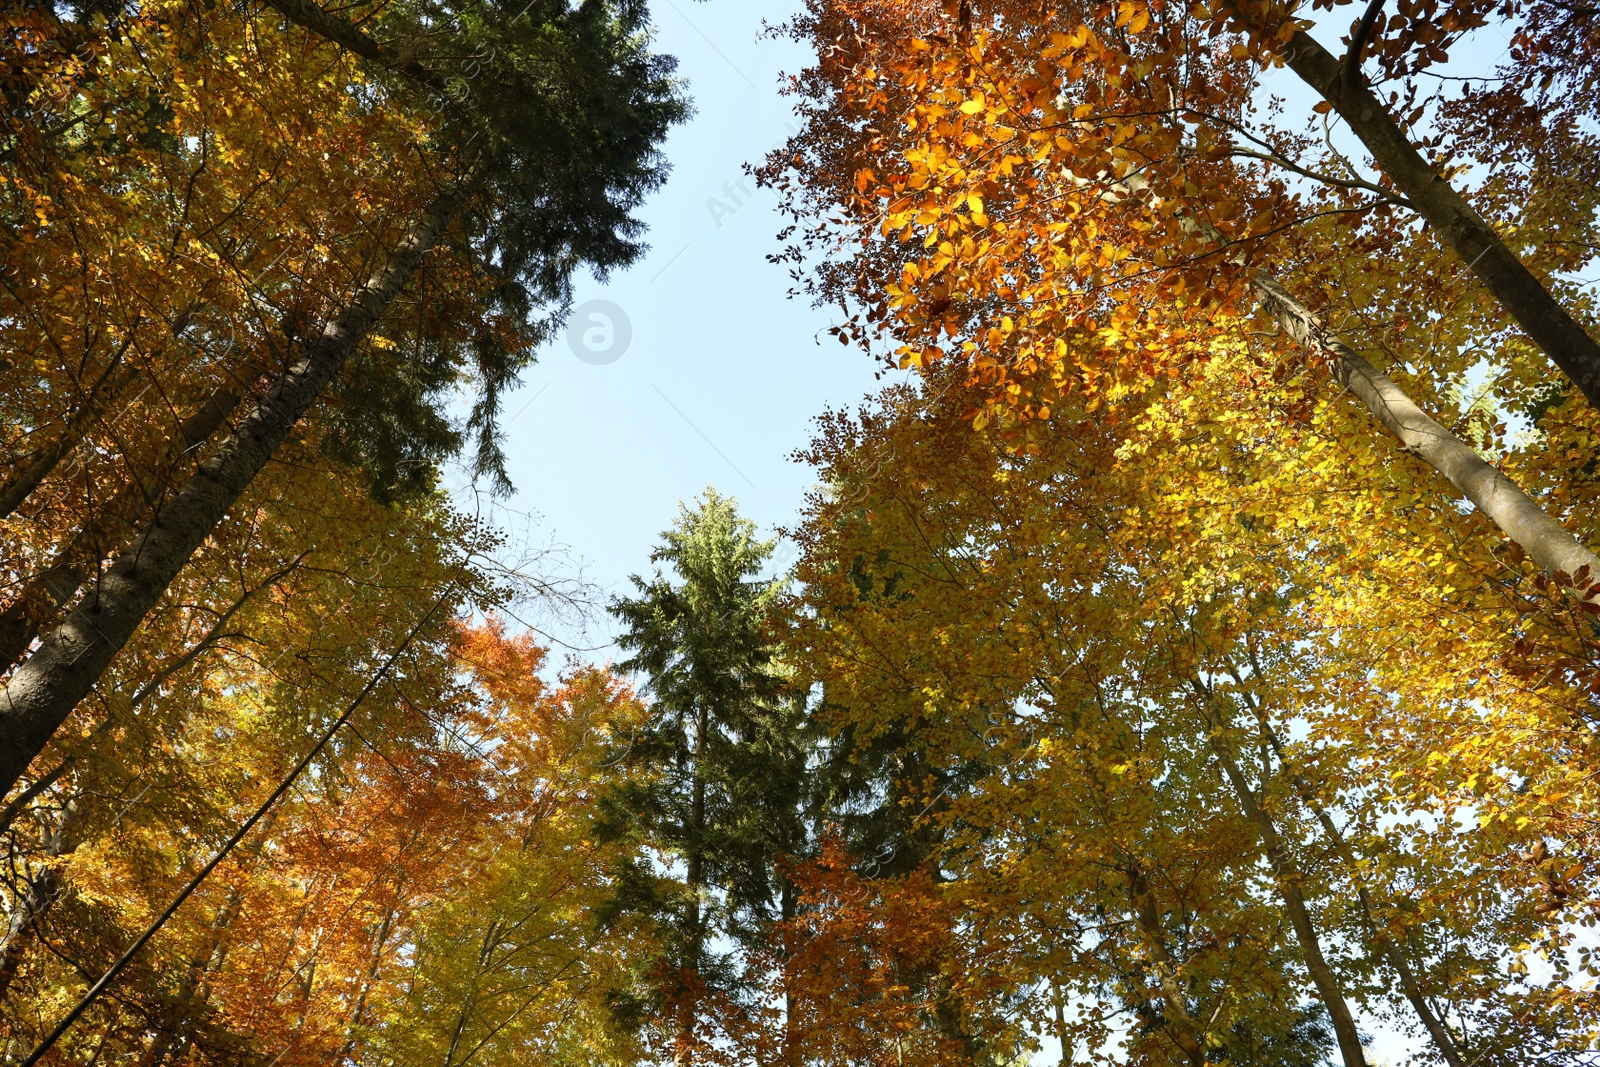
xmin=779 ymin=372 xmax=1595 ymax=1065
xmin=0 ymin=615 xmax=657 ymax=1067
xmin=763 ymin=0 xmax=1600 ymax=587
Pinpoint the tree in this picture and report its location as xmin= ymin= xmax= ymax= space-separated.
xmin=1214 ymin=0 xmax=1600 ymax=404
xmin=0 ymin=614 xmax=658 ymax=1067
xmin=763 ymin=0 xmax=1600 ymax=587
xmin=0 ymin=0 xmax=687 ymax=797
xmin=605 ymin=490 xmax=808 ymax=1067
xmin=779 ymin=370 xmax=1597 ymax=1064
xmin=361 ymin=619 xmax=659 ymax=1067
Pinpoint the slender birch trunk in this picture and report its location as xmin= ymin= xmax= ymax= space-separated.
xmin=0 ymin=173 xmax=477 ymax=798
xmin=1273 ymin=27 xmax=1600 ymax=406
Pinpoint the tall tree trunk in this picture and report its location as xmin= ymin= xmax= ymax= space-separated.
xmin=1236 ymin=688 xmax=1467 ymax=1067
xmin=443 ymin=917 xmax=501 ymax=1067
xmin=1 ymin=437 xmax=80 ymax=522
xmin=779 ymin=879 xmax=798 ymax=1067
xmin=1192 ymin=684 xmax=1368 ymax=1067
xmin=1273 ymin=27 xmax=1600 ymax=407
xmin=1 ymin=332 xmax=137 ymax=520
xmin=1250 ymin=270 xmax=1600 ymax=584
xmin=677 ymin=702 xmax=709 ymax=1067
xmin=0 ymin=388 xmax=239 ymax=675
xmin=1074 ymin=167 xmax=1600 ymax=586
xmin=0 ymin=800 xmax=83 ymax=1000
xmin=1051 ymin=982 xmax=1070 ymax=1066
xmin=0 ymin=173 xmax=477 ymax=798
xmin=261 ymin=0 xmax=449 ymax=93
xmin=137 ymin=883 xmax=249 ymax=1067
xmin=1124 ymin=864 xmax=1208 ymax=1067
xmin=1050 ymin=692 xmax=1208 ymax=1067
xmin=339 ymin=904 xmax=398 ymax=1060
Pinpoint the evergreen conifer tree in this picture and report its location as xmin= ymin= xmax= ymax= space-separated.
xmin=605 ymin=489 xmax=808 ymax=1067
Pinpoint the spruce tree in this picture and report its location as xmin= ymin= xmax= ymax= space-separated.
xmin=604 ymin=489 xmax=808 ymax=1067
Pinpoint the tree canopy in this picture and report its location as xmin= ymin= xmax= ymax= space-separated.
xmin=3 ymin=1 xmax=1599 ymax=1066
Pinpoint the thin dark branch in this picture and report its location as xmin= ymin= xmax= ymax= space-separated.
xmin=0 ymin=761 xmax=70 ymax=840
xmin=17 ymin=580 xmax=457 ymax=1067
xmin=1345 ymin=0 xmax=1387 ymax=79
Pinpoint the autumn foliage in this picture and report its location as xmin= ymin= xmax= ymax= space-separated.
xmin=5 ymin=1 xmax=1600 ymax=1066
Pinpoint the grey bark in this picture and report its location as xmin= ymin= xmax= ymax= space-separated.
xmin=1250 ymin=270 xmax=1600 ymax=584
xmin=0 ymin=439 xmax=79 ymax=522
xmin=0 ymin=174 xmax=477 ymax=799
xmin=0 ymin=761 xmax=68 ymax=841
xmin=1124 ymin=864 xmax=1208 ymax=1067
xmin=1278 ymin=28 xmax=1600 ymax=407
xmin=1051 ymin=982 xmax=1070 ymax=1066
xmin=0 ymin=334 xmax=137 ymax=520
xmin=261 ymin=0 xmax=450 ymax=94
xmin=1239 ymin=698 xmax=1466 ymax=1067
xmin=1067 ymin=165 xmax=1600 ymax=586
xmin=0 ymin=799 xmax=84 ymax=1001
xmin=676 ymin=702 xmax=708 ymax=1067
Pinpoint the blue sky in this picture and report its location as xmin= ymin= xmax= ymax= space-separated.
xmin=439 ymin=0 xmax=886 ymax=652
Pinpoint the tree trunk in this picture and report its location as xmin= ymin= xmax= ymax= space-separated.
xmin=1 ymin=438 xmax=79 ymax=522
xmin=779 ymin=879 xmax=798 ymax=1067
xmin=338 ymin=904 xmax=398 ymax=1060
xmin=0 ymin=388 xmax=239 ymax=675
xmin=0 ymin=863 xmax=64 ymax=1001
xmin=677 ymin=702 xmax=708 ymax=1067
xmin=1250 ymin=270 xmax=1600 ymax=584
xmin=1242 ymin=701 xmax=1466 ymax=1067
xmin=0 ymin=173 xmax=476 ymax=798
xmin=1 ymin=333 xmax=136 ymax=520
xmin=442 ymin=915 xmax=504 ymax=1067
xmin=1052 ymin=982 xmax=1070 ymax=1066
xmin=1194 ymin=687 xmax=1368 ymax=1067
xmin=1070 ymin=165 xmax=1600 ymax=587
xmin=261 ymin=0 xmax=449 ymax=94
xmin=1124 ymin=865 xmax=1208 ymax=1067
xmin=0 ymin=760 xmax=69 ymax=840
xmin=1274 ymin=28 xmax=1600 ymax=407
xmin=0 ymin=800 xmax=83 ymax=1001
